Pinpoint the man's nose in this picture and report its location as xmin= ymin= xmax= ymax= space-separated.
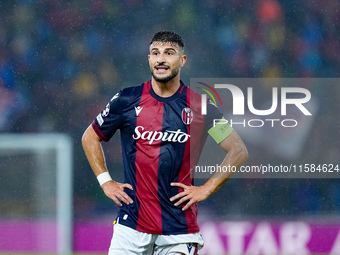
xmin=157 ymin=53 xmax=165 ymax=63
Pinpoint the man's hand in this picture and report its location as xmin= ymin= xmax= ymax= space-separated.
xmin=170 ymin=182 xmax=210 ymax=211
xmin=169 ymin=130 xmax=248 ymax=212
xmin=101 ymin=181 xmax=134 ymax=207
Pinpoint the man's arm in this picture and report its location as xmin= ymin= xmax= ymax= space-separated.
xmin=170 ymin=129 xmax=248 ymax=211
xmin=81 ymin=125 xmax=133 ymax=206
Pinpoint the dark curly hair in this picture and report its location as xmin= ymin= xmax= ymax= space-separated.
xmin=150 ymin=31 xmax=184 ymax=50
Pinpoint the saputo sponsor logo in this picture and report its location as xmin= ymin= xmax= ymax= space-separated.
xmin=132 ymin=126 xmax=190 ymax=144
xmin=200 ymin=83 xmax=312 ymax=128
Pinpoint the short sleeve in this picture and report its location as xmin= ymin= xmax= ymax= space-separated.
xmin=92 ymin=92 xmax=124 ymax=142
xmin=204 ymin=99 xmax=233 ymax=144
xmin=204 ymin=99 xmax=223 ymax=131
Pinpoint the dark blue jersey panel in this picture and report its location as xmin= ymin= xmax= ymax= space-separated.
xmin=158 ymin=99 xmax=189 ymax=234
xmin=116 ymin=84 xmax=144 ymax=230
xmin=93 ymin=84 xmax=145 ymax=230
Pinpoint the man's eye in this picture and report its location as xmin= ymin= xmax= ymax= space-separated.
xmin=167 ymin=52 xmax=173 ymax=55
xmin=152 ymin=52 xmax=159 ymax=55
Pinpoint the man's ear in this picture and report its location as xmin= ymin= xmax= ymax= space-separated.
xmin=180 ymin=55 xmax=187 ymax=67
xmin=148 ymin=54 xmax=151 ymax=65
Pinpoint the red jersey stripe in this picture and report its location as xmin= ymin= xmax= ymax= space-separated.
xmin=135 ymin=81 xmax=163 ymax=234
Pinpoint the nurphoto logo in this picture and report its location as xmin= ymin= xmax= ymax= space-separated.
xmin=198 ymin=81 xmax=312 ymax=128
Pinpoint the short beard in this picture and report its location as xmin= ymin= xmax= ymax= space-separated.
xmin=151 ymin=66 xmax=180 ymax=83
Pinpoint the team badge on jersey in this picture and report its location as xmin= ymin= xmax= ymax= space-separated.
xmin=181 ymin=107 xmax=193 ymax=125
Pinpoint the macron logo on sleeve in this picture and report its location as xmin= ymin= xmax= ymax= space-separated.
xmin=135 ymin=106 xmax=143 ymax=116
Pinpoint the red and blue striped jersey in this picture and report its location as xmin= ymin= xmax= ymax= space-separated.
xmin=92 ymin=80 xmax=223 ymax=235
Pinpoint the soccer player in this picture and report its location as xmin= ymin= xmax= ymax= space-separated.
xmin=82 ymin=30 xmax=248 ymax=255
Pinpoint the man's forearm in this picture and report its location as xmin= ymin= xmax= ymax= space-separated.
xmin=201 ymin=132 xmax=248 ymax=197
xmin=81 ymin=125 xmax=109 ymax=177
xmin=82 ymin=125 xmax=133 ymax=206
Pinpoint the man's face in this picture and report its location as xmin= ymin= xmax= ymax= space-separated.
xmin=148 ymin=42 xmax=186 ymax=83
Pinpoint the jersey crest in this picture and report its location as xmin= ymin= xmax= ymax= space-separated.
xmin=181 ymin=107 xmax=193 ymax=125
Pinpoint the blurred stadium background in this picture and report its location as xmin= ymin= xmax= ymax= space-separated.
xmin=0 ymin=0 xmax=340 ymax=254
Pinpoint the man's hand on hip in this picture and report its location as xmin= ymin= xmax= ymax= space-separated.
xmin=102 ymin=181 xmax=134 ymax=206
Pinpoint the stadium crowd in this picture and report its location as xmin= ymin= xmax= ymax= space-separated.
xmin=0 ymin=0 xmax=339 ymax=219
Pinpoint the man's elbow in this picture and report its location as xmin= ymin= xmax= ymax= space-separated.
xmin=241 ymin=145 xmax=249 ymax=163
xmin=236 ymin=142 xmax=248 ymax=165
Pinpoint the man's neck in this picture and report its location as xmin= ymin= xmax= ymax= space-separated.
xmin=151 ymin=76 xmax=181 ymax=98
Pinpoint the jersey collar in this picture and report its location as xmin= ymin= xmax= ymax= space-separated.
xmin=149 ymin=80 xmax=185 ymax=103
